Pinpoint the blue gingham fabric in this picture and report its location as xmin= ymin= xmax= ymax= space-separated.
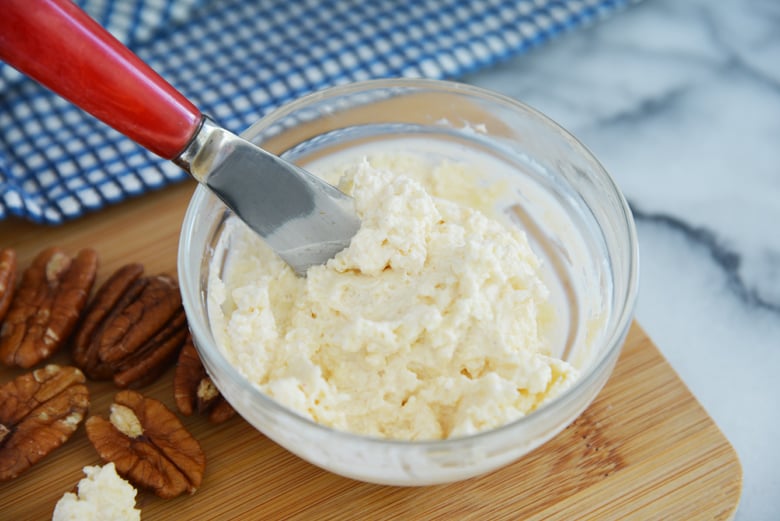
xmin=0 ymin=0 xmax=636 ymax=224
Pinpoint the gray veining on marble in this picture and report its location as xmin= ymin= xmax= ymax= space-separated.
xmin=465 ymin=0 xmax=780 ymax=518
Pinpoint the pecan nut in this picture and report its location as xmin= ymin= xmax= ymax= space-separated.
xmin=0 ymin=247 xmax=98 ymax=368
xmin=0 ymin=364 xmax=89 ymax=481
xmin=85 ymin=390 xmax=206 ymax=498
xmin=174 ymin=335 xmax=235 ymax=424
xmin=0 ymin=248 xmax=17 ymax=323
xmin=73 ymin=264 xmax=187 ymax=387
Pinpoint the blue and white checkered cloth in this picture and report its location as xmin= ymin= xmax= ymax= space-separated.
xmin=0 ymin=0 xmax=636 ymax=224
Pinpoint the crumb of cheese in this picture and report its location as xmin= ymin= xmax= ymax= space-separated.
xmin=52 ymin=462 xmax=140 ymax=521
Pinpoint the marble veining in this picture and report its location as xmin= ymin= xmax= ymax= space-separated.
xmin=465 ymin=0 xmax=780 ymax=518
xmin=631 ymin=204 xmax=780 ymax=315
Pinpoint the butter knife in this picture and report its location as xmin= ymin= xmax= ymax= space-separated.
xmin=0 ymin=0 xmax=360 ymax=275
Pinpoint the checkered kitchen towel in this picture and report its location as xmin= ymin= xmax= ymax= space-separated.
xmin=0 ymin=0 xmax=636 ymax=224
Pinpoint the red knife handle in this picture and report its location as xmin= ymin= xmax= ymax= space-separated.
xmin=0 ymin=0 xmax=202 ymax=160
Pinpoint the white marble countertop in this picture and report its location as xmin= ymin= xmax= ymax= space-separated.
xmin=464 ymin=0 xmax=779 ymax=518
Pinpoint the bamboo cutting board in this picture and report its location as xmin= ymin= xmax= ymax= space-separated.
xmin=0 ymin=182 xmax=742 ymax=520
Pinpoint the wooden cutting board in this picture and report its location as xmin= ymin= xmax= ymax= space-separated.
xmin=0 ymin=182 xmax=742 ymax=520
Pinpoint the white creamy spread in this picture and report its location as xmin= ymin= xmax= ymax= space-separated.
xmin=209 ymin=152 xmax=578 ymax=440
xmin=52 ymin=462 xmax=140 ymax=521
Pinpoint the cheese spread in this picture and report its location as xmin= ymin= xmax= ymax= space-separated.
xmin=208 ymin=151 xmax=578 ymax=440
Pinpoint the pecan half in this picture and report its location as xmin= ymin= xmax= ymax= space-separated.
xmin=174 ymin=336 xmax=235 ymax=423
xmin=0 ymin=247 xmax=98 ymax=368
xmin=0 ymin=365 xmax=89 ymax=481
xmin=73 ymin=263 xmax=144 ymax=379
xmin=0 ymin=248 xmax=17 ymax=323
xmin=85 ymin=390 xmax=206 ymax=498
xmin=73 ymin=264 xmax=187 ymax=387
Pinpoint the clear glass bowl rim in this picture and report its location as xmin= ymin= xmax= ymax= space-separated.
xmin=178 ymin=77 xmax=640 ymax=450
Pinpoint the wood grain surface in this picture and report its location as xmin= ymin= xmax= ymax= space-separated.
xmin=0 ymin=181 xmax=742 ymax=520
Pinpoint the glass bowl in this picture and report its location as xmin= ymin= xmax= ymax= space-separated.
xmin=178 ymin=78 xmax=639 ymax=486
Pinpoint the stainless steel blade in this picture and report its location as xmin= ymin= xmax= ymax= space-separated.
xmin=175 ymin=117 xmax=360 ymax=275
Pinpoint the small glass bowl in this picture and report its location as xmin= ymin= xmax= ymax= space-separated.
xmin=178 ymin=78 xmax=639 ymax=486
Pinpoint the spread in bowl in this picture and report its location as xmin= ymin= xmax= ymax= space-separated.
xmin=208 ymin=148 xmax=579 ymax=440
